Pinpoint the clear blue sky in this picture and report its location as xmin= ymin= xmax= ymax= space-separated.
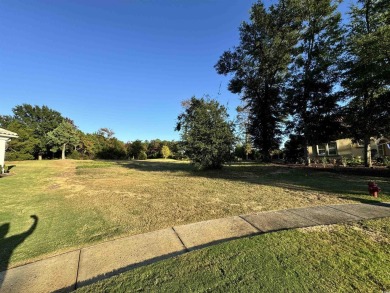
xmin=0 ymin=0 xmax=350 ymax=142
xmin=0 ymin=0 xmax=256 ymax=142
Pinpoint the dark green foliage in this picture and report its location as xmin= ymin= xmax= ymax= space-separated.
xmin=11 ymin=104 xmax=64 ymax=158
xmin=283 ymin=134 xmax=305 ymax=163
xmin=127 ymin=140 xmax=147 ymax=159
xmin=284 ymin=0 xmax=345 ymax=164
xmin=3 ymin=120 xmax=38 ymax=161
xmin=342 ymin=0 xmax=390 ymax=167
xmin=2 ymin=103 xmax=185 ymax=161
xmin=1 ymin=105 xmax=64 ymax=159
xmin=176 ymin=97 xmax=235 ymax=169
xmin=96 ymin=138 xmax=127 ymax=160
xmin=216 ymin=0 xmax=301 ymax=161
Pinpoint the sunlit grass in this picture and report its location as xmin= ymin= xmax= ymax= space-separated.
xmin=0 ymin=159 xmax=389 ymax=269
xmin=77 ymin=218 xmax=390 ymax=292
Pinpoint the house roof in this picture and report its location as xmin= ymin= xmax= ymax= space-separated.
xmin=0 ymin=128 xmax=18 ymax=138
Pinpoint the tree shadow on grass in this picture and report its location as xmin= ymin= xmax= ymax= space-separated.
xmin=115 ymin=160 xmax=390 ymax=204
xmin=0 ymin=215 xmax=38 ymax=288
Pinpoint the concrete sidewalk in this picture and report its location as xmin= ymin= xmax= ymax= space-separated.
xmin=0 ymin=202 xmax=389 ymax=293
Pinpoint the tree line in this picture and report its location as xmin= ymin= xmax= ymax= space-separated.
xmin=0 ymin=104 xmax=181 ymax=161
xmin=216 ymin=0 xmax=390 ymax=167
xmin=1 ymin=0 xmax=389 ymax=169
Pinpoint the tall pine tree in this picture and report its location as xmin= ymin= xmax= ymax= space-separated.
xmin=342 ymin=0 xmax=390 ymax=167
xmin=216 ymin=0 xmax=300 ymax=161
xmin=284 ymin=0 xmax=344 ymax=165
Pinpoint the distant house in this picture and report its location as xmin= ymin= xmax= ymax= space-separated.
xmin=0 ymin=128 xmax=18 ymax=174
xmin=308 ymin=137 xmax=390 ymax=161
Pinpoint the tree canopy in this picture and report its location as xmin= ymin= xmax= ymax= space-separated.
xmin=342 ymin=0 xmax=390 ymax=166
xmin=216 ymin=0 xmax=301 ymax=161
xmin=47 ymin=121 xmax=80 ymax=160
xmin=176 ymin=97 xmax=235 ymax=169
xmin=284 ymin=0 xmax=345 ymax=164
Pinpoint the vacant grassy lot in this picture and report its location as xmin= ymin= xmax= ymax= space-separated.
xmin=77 ymin=218 xmax=390 ymax=292
xmin=1 ymin=159 xmax=389 ymax=270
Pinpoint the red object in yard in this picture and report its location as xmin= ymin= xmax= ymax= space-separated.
xmin=368 ymin=181 xmax=381 ymax=198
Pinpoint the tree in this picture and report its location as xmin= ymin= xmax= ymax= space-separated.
xmin=46 ymin=121 xmax=80 ymax=160
xmin=342 ymin=0 xmax=390 ymax=167
xmin=127 ymin=140 xmax=147 ymax=159
xmin=175 ymin=97 xmax=235 ymax=169
xmin=147 ymin=139 xmax=162 ymax=158
xmin=97 ymin=128 xmax=115 ymax=139
xmin=236 ymin=106 xmax=252 ymax=160
xmin=97 ymin=137 xmax=127 ymax=160
xmin=284 ymin=0 xmax=345 ymax=165
xmin=161 ymin=145 xmax=171 ymax=159
xmin=283 ymin=134 xmax=305 ymax=163
xmin=11 ymin=104 xmax=64 ymax=159
xmin=3 ymin=120 xmax=39 ymax=160
xmin=216 ymin=0 xmax=301 ymax=161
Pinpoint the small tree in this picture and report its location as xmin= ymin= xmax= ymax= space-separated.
xmin=161 ymin=145 xmax=171 ymax=159
xmin=175 ymin=97 xmax=235 ymax=169
xmin=47 ymin=121 xmax=79 ymax=160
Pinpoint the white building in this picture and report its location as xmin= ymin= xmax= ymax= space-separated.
xmin=0 ymin=128 xmax=18 ymax=174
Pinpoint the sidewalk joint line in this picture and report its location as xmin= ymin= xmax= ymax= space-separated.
xmin=171 ymin=227 xmax=189 ymax=252
xmin=238 ymin=215 xmax=263 ymax=233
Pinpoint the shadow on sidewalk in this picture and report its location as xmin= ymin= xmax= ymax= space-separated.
xmin=0 ymin=215 xmax=38 ymax=288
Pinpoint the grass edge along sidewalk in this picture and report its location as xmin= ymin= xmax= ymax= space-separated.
xmin=0 ymin=202 xmax=389 ymax=293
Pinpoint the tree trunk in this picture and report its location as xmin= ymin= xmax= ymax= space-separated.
xmin=62 ymin=144 xmax=67 ymax=160
xmin=303 ymin=138 xmax=311 ymax=166
xmin=363 ymin=137 xmax=372 ymax=167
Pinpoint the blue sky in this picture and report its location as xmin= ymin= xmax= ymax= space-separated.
xmin=0 ymin=0 xmax=350 ymax=142
xmin=0 ymin=0 xmax=256 ymax=142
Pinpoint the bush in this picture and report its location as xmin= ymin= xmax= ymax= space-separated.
xmin=138 ymin=151 xmax=147 ymax=160
xmin=384 ymin=156 xmax=390 ymax=167
xmin=5 ymin=152 xmax=34 ymax=161
xmin=347 ymin=156 xmax=362 ymax=166
xmin=68 ymin=150 xmax=81 ymax=160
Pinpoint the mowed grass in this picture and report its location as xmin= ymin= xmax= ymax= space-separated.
xmin=77 ymin=218 xmax=390 ymax=292
xmin=0 ymin=159 xmax=389 ymax=270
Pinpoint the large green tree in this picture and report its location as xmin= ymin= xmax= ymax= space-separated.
xmin=342 ymin=0 xmax=390 ymax=167
xmin=46 ymin=121 xmax=80 ymax=160
xmin=175 ymin=97 xmax=235 ymax=169
xmin=284 ymin=0 xmax=345 ymax=165
xmin=12 ymin=104 xmax=63 ymax=159
xmin=2 ymin=120 xmax=39 ymax=160
xmin=216 ymin=0 xmax=300 ymax=161
xmin=1 ymin=105 xmax=64 ymax=159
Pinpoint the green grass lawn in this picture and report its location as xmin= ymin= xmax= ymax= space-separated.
xmin=76 ymin=218 xmax=390 ymax=292
xmin=0 ymin=159 xmax=389 ymax=271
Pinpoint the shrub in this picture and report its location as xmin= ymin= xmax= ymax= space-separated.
xmin=5 ymin=153 xmax=34 ymax=161
xmin=68 ymin=150 xmax=81 ymax=160
xmin=138 ymin=151 xmax=147 ymax=160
